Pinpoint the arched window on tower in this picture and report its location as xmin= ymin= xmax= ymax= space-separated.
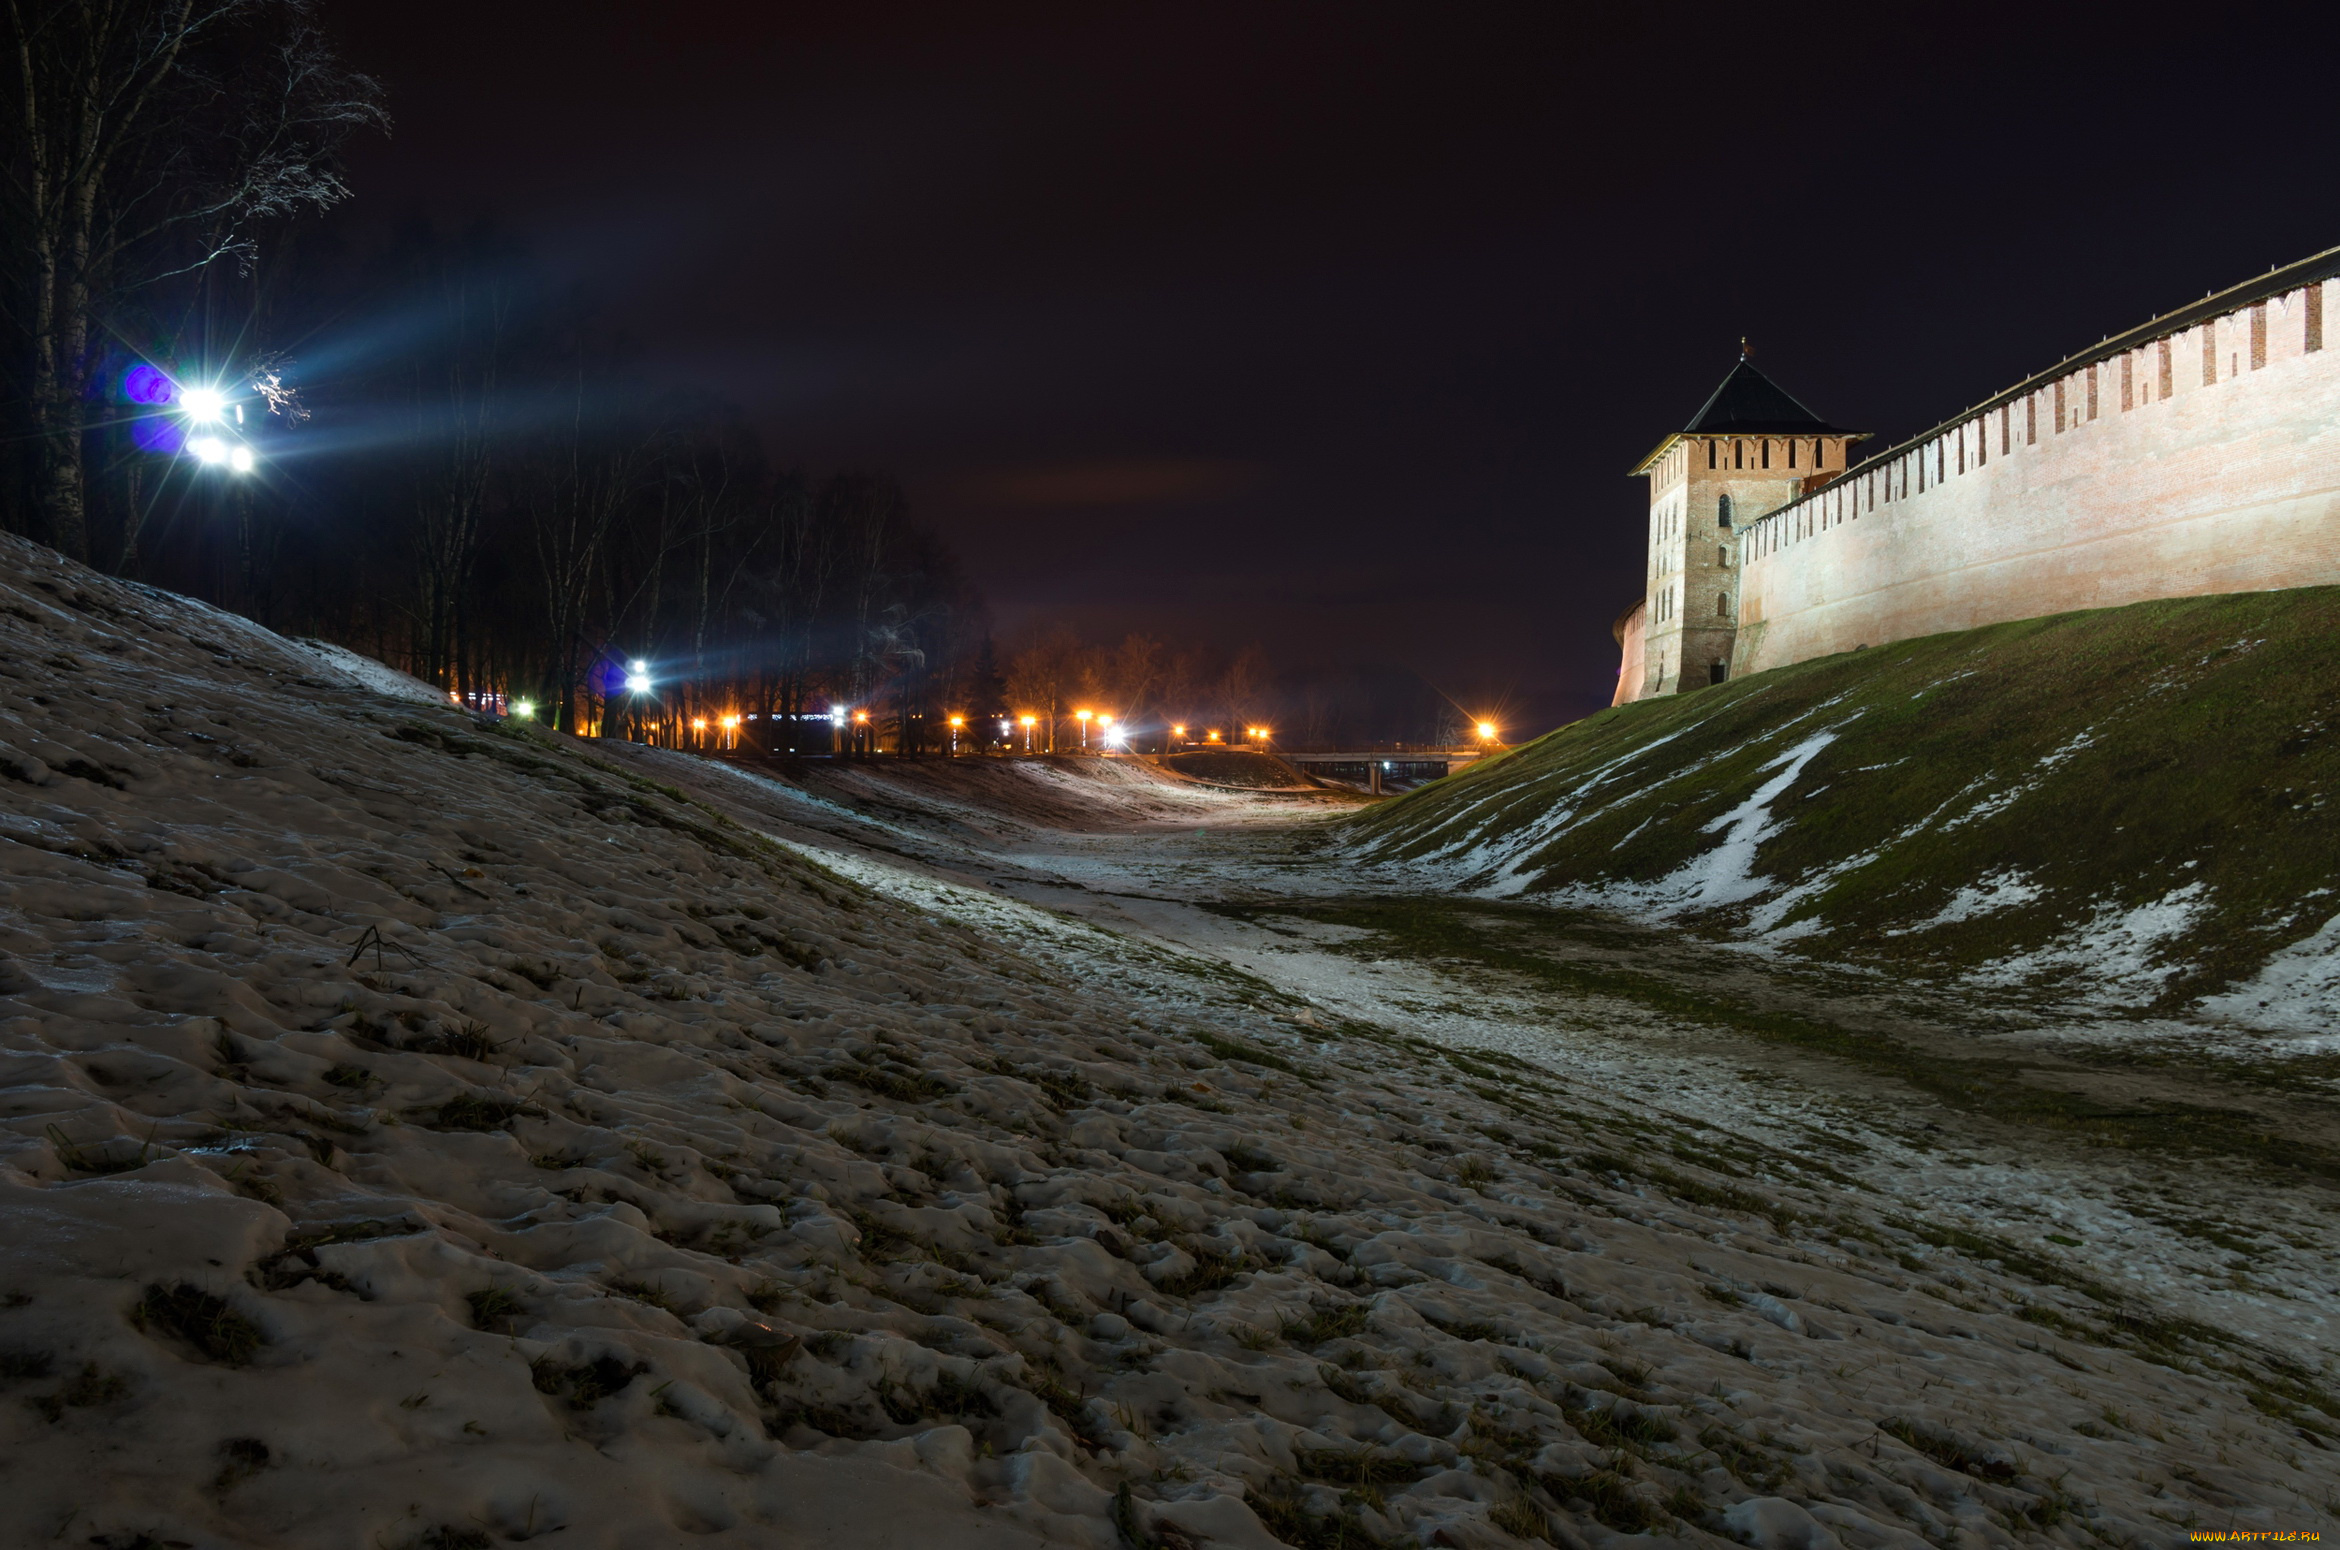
xmin=1716 ymin=494 xmax=1733 ymax=528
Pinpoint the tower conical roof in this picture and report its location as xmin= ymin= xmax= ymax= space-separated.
xmin=1681 ymin=356 xmax=1858 ymax=436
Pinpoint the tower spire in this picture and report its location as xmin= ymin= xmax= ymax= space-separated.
xmin=1741 ymin=336 xmax=1753 ymax=360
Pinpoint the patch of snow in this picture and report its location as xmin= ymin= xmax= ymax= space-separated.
xmin=287 ymin=637 xmax=450 ymax=706
xmin=1545 ymin=728 xmax=1844 ymax=919
xmin=1970 ymin=883 xmax=2211 ymax=1003
xmin=1888 ymin=870 xmax=2043 ymax=935
xmin=2196 ymin=908 xmax=2340 ymax=1043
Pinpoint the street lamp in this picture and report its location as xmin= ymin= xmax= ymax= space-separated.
xmin=625 ymin=660 xmax=652 ymax=695
xmin=948 ymin=714 xmax=964 ymax=755
xmin=1075 ymin=708 xmax=1092 ymax=751
xmin=1476 ymin=720 xmax=1499 ymax=746
xmin=1019 ymin=714 xmax=1036 ymax=754
xmin=180 ymin=386 xmax=226 ymax=423
xmin=512 ymin=698 xmax=536 ymax=720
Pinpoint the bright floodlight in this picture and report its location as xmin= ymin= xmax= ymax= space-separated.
xmin=1476 ymin=721 xmax=1498 ymax=740
xmin=228 ymin=445 xmax=255 ymax=474
xmin=830 ymin=707 xmax=847 ymax=725
xmin=188 ymin=436 xmax=228 ymax=464
xmin=513 ymin=698 xmax=536 ymax=720
xmin=624 ymin=661 xmax=652 ymax=694
xmin=181 ymin=386 xmax=226 ymax=423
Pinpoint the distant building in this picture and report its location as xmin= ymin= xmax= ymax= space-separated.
xmin=1616 ymin=246 xmax=2340 ymax=702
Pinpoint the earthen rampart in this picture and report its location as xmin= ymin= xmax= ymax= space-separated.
xmin=1734 ymin=258 xmax=2340 ymax=677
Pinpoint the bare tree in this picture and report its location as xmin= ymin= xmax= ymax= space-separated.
xmin=399 ymin=233 xmax=514 ymax=691
xmin=1 ymin=0 xmax=385 ymax=558
xmin=521 ymin=354 xmax=651 ymax=732
xmin=1219 ymin=644 xmax=1272 ymax=738
xmin=1005 ymin=628 xmax=1081 ymax=752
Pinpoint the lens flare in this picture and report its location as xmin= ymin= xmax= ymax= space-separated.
xmin=123 ymin=365 xmax=174 ymax=405
xmin=188 ymin=436 xmax=229 ymax=464
xmin=181 ymin=387 xmax=226 ymax=423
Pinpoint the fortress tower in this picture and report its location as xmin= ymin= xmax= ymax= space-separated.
xmin=1618 ymin=351 xmax=1865 ymax=700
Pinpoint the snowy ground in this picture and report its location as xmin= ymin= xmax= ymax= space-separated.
xmin=657 ymin=752 xmax=2340 ymax=1373
xmin=3 ymin=533 xmax=2337 ymax=1548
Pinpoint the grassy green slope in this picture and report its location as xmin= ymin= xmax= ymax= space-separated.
xmin=1349 ymin=587 xmax=2340 ymax=1018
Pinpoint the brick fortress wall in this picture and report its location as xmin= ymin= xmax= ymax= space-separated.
xmin=1734 ymin=277 xmax=2340 ymax=677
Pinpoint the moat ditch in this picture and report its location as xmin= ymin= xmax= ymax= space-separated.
xmin=612 ymin=744 xmax=2340 ymax=1378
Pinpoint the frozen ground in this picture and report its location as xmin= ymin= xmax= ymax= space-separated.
xmin=2 ymin=533 xmax=2336 ymax=1548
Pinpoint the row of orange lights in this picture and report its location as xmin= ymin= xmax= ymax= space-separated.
xmin=666 ymin=712 xmax=1500 ymax=742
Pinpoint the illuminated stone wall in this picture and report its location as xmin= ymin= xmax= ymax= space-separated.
xmin=1735 ymin=280 xmax=2340 ymax=676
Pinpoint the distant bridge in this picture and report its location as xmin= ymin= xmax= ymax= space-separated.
xmin=1282 ymin=751 xmax=1485 ymax=794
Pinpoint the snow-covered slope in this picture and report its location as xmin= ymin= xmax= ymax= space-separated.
xmin=2 ymin=533 xmax=2333 ymax=1547
xmin=1352 ymin=587 xmax=2340 ymax=1034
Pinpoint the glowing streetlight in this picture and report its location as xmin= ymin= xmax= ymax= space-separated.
xmin=227 ymin=445 xmax=255 ymax=474
xmin=1206 ymin=729 xmax=1222 ymax=743
xmin=691 ymin=717 xmax=708 ymax=733
xmin=1019 ymin=713 xmax=1037 ymax=754
xmin=1171 ymin=724 xmax=1187 ymax=739
xmin=948 ymin=714 xmax=964 ymax=755
xmin=512 ymin=698 xmax=536 ymax=720
xmin=180 ymin=386 xmax=226 ymax=424
xmin=188 ymin=436 xmax=229 ymax=465
xmin=1075 ymin=708 xmax=1092 ymax=751
xmin=624 ymin=659 xmax=652 ymax=695
xmin=1476 ymin=720 xmax=1499 ymax=744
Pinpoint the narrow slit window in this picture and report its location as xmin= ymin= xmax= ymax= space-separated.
xmin=2252 ymin=304 xmax=2267 ymax=369
xmin=2159 ymin=337 xmax=2174 ymax=397
xmin=2309 ymin=283 xmax=2324 ymax=353
xmin=1717 ymin=494 xmax=1733 ymax=528
xmin=2203 ymin=322 xmax=2218 ymax=385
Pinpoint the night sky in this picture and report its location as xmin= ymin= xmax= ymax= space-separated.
xmin=332 ymin=1 xmax=2340 ymax=733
